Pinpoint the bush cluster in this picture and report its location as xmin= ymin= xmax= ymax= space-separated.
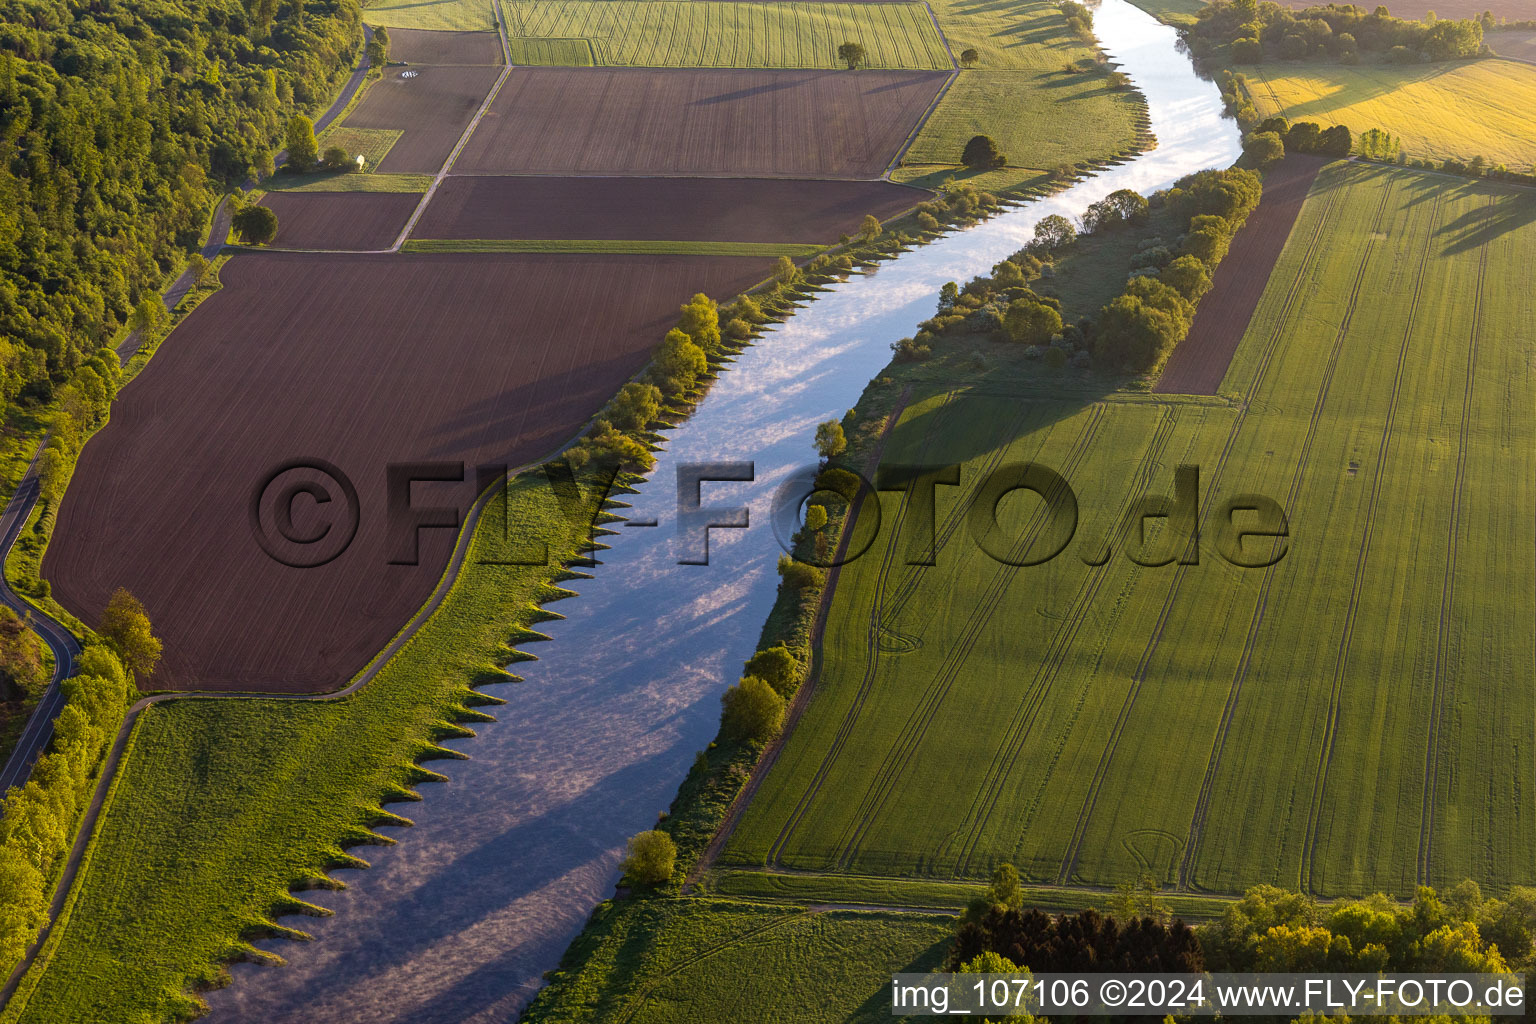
xmin=1190 ymin=0 xmax=1483 ymax=65
xmin=1093 ymin=167 xmax=1262 ymax=372
xmin=0 ymin=645 xmax=133 ymax=973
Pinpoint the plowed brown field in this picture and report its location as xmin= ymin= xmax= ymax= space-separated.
xmin=454 ymin=68 xmax=949 ymax=177
xmin=1155 ymin=154 xmax=1325 ymax=395
xmin=413 ymin=176 xmax=924 ymax=242
xmin=46 ymin=252 xmax=774 ymax=692
xmin=345 ymin=66 xmax=502 ymax=173
xmin=263 ymin=192 xmax=420 ymax=250
xmin=388 ymin=28 xmax=503 ymax=65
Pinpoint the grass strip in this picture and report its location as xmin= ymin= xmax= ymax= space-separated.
xmin=262 ymin=172 xmax=433 ymax=193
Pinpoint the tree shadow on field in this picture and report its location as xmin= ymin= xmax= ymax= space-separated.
xmin=693 ymin=74 xmax=822 ymax=106
xmin=1436 ymin=184 xmax=1536 ymax=256
xmin=416 ymin=348 xmax=652 ymax=462
xmin=848 ymin=934 xmax=954 ymax=1021
xmin=1253 ymin=62 xmax=1450 ymax=124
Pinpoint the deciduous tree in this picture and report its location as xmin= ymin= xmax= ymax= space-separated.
xmin=233 ymin=205 xmax=279 ymax=245
xmin=98 ymin=588 xmax=161 ymax=683
xmin=285 ymin=114 xmax=319 ymax=173
xmin=619 ymin=830 xmax=676 ymax=885
xmin=837 ymin=41 xmax=867 ymax=69
xmin=962 ymin=134 xmax=1006 ymax=171
xmin=721 ymin=675 xmax=785 ymax=743
xmin=814 ymin=419 xmax=847 ymax=459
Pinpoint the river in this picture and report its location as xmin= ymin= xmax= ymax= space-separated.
xmin=205 ymin=2 xmax=1242 ymax=1019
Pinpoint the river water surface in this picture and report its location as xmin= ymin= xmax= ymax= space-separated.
xmin=206 ymin=4 xmax=1242 ymax=1019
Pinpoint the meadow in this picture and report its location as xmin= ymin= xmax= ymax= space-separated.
xmin=891 ymin=0 xmax=1150 ymax=193
xmin=723 ymin=162 xmax=1536 ymax=900
xmin=1247 ymin=59 xmax=1536 ymax=169
xmin=523 ymin=899 xmax=952 ymax=1024
xmin=3 ymin=471 xmax=613 ymax=1022
xmin=500 ymin=0 xmax=953 ymax=70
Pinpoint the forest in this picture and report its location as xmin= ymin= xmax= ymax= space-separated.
xmin=0 ymin=0 xmax=359 ymax=410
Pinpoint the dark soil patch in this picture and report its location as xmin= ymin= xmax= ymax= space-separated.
xmin=46 ymin=251 xmax=774 ymax=693
xmin=454 ymin=67 xmax=949 ymax=178
xmin=263 ymin=192 xmax=420 ymax=250
xmin=414 ymin=176 xmax=925 ymax=242
xmin=387 ymin=28 xmax=503 ymax=65
xmin=345 ymin=65 xmax=502 ymax=173
xmin=1155 ymin=154 xmax=1326 ymax=395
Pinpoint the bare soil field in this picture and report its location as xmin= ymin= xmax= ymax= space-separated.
xmin=1155 ymin=154 xmax=1325 ymax=395
xmin=345 ymin=66 xmax=502 ymax=173
xmin=262 ymin=192 xmax=420 ymax=250
xmin=387 ymin=28 xmax=504 ymax=65
xmin=45 ymin=252 xmax=774 ymax=693
xmin=454 ymin=68 xmax=949 ymax=177
xmin=413 ymin=176 xmax=924 ymax=242
xmin=1489 ymin=29 xmax=1536 ymax=61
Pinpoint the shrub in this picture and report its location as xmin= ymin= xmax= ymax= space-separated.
xmin=744 ymin=645 xmax=801 ymax=698
xmin=777 ymin=554 xmax=823 ymax=593
xmin=1161 ymin=254 xmax=1214 ymax=301
xmin=1005 ymin=298 xmax=1062 ymax=345
xmin=1244 ymin=130 xmax=1285 ymax=168
xmin=891 ymin=336 xmax=932 ymax=362
xmin=607 ymin=381 xmax=663 ymax=432
xmin=720 ymin=676 xmax=785 ymax=744
xmin=619 ymin=830 xmax=676 ymax=885
xmin=1231 ymin=36 xmax=1263 ymax=62
xmin=322 ymin=146 xmax=353 ymax=171
xmin=814 ymin=419 xmax=847 ymax=459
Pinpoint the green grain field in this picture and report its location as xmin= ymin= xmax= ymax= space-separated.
xmin=523 ymin=898 xmax=952 ymax=1023
xmin=500 ymin=0 xmax=953 ymax=69
xmin=723 ymin=162 xmax=1536 ymax=901
xmin=316 ymin=126 xmax=404 ymax=168
xmin=1247 ymin=59 xmax=1536 ymax=169
xmin=363 ymin=0 xmax=496 ymax=32
xmin=0 ymin=475 xmax=608 ymax=1023
xmin=892 ymin=0 xmax=1149 ymax=193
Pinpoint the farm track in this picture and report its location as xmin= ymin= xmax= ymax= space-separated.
xmin=1417 ymin=197 xmax=1493 ymax=885
xmin=948 ymin=407 xmax=1177 ymax=876
xmin=1054 ymin=174 xmax=1359 ymax=887
xmin=833 ymin=406 xmax=1109 ymax=872
xmin=1299 ymin=190 xmax=1445 ymax=895
xmin=1175 ymin=181 xmax=1366 ymax=890
xmin=763 ymin=392 xmax=963 ymax=870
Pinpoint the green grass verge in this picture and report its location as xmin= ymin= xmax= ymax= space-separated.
xmin=316 ymin=126 xmax=403 ymax=167
xmin=363 ymin=0 xmax=495 ymax=32
xmin=500 ymin=0 xmax=952 ymax=69
xmin=260 ymin=172 xmax=433 ymax=193
xmin=1246 ymin=58 xmax=1536 ymax=169
xmin=0 ymin=473 xmax=613 ymax=1022
xmin=891 ymin=0 xmax=1151 ymax=194
xmin=401 ymin=238 xmax=825 ymax=257
xmin=723 ymin=162 xmax=1536 ymax=900
xmin=705 ymin=870 xmax=1233 ymax=920
xmin=525 ymin=897 xmax=953 ymax=1023
xmin=1123 ymin=0 xmax=1204 ymax=27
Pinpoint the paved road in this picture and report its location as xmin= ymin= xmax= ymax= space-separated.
xmin=0 ymin=447 xmax=82 ymax=794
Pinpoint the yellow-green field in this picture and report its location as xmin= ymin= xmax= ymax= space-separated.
xmin=363 ymin=0 xmax=495 ymax=32
xmin=501 ymin=0 xmax=953 ymax=69
xmin=1247 ymin=59 xmax=1536 ymax=169
xmin=723 ymin=162 xmax=1536 ymax=899
xmin=892 ymin=0 xmax=1149 ymax=192
xmin=316 ymin=125 xmax=402 ymax=167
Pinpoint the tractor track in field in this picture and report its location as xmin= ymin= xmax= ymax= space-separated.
xmin=947 ymin=406 xmax=1179 ymax=876
xmin=1177 ymin=182 xmax=1374 ymax=890
xmin=1417 ymin=197 xmax=1492 ymax=885
xmin=763 ymin=391 xmax=960 ymax=870
xmin=1300 ymin=189 xmax=1445 ymax=895
xmin=764 ymin=392 xmax=1044 ymax=870
xmin=614 ymin=910 xmax=815 ymax=1024
xmin=834 ymin=406 xmax=1109 ymax=873
xmin=1056 ymin=177 xmax=1356 ymax=888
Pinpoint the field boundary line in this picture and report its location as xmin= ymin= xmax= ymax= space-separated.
xmin=1055 ymin=165 xmax=1362 ymax=888
xmin=1417 ymin=196 xmax=1491 ymax=885
xmin=390 ymin=0 xmax=514 ymax=251
xmin=1299 ymin=189 xmax=1444 ymax=895
xmin=1175 ymin=179 xmax=1360 ymax=891
xmin=765 ymin=390 xmax=949 ymax=869
xmin=949 ymin=406 xmax=1178 ymax=876
xmin=834 ymin=406 xmax=1108 ymax=871
xmin=690 ymin=387 xmax=914 ymax=885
